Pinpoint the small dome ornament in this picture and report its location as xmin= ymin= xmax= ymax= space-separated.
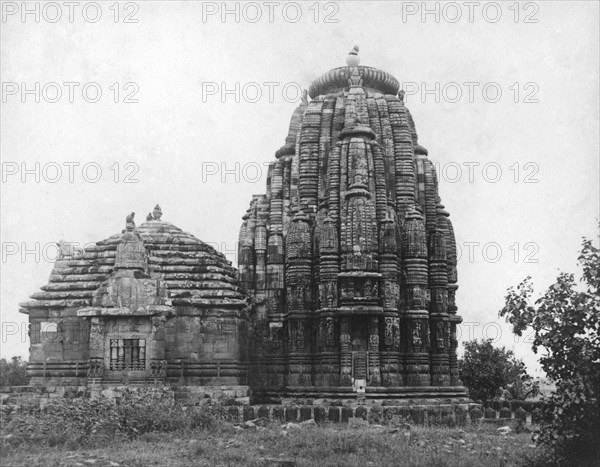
xmin=146 ymin=204 xmax=163 ymax=221
xmin=346 ymin=45 xmax=360 ymax=67
xmin=301 ymin=89 xmax=309 ymax=105
xmin=152 ymin=204 xmax=163 ymax=220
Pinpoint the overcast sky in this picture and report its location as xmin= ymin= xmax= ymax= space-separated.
xmin=1 ymin=1 xmax=598 ymax=375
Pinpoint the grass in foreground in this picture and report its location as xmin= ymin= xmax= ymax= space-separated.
xmin=1 ymin=422 xmax=548 ymax=467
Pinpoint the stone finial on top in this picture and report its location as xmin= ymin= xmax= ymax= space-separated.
xmin=116 ymin=212 xmax=148 ymax=271
xmin=346 ymin=45 xmax=360 ymax=66
xmin=398 ymin=89 xmax=405 ymax=103
xmin=126 ymin=212 xmax=135 ymax=231
xmin=153 ymin=204 xmax=163 ymax=220
xmin=146 ymin=213 xmax=154 ymax=221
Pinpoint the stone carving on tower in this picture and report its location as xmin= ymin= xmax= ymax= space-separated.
xmin=87 ymin=213 xmax=168 ymax=312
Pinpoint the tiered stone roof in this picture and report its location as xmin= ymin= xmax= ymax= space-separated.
xmin=20 ymin=217 xmax=245 ymax=313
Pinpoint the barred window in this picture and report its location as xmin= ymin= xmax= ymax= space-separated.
xmin=109 ymin=339 xmax=146 ymax=370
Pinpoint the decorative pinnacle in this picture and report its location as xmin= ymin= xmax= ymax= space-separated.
xmin=381 ymin=210 xmax=394 ymax=223
xmin=125 ymin=212 xmax=135 ymax=231
xmin=153 ymin=204 xmax=163 ymax=220
xmin=301 ymin=89 xmax=308 ymax=105
xmin=405 ymin=204 xmax=423 ymax=220
xmin=145 ymin=204 xmax=163 ymax=221
xmin=346 ymin=45 xmax=360 ymax=66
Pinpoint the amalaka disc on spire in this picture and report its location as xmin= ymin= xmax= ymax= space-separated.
xmin=309 ymin=47 xmax=399 ymax=98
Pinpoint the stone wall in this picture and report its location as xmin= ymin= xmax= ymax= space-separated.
xmin=28 ymin=307 xmax=90 ymax=378
xmin=164 ymin=311 xmax=247 ymax=385
xmin=475 ymin=401 xmax=547 ymax=425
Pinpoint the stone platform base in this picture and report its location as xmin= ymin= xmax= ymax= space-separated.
xmin=228 ymin=402 xmax=481 ymax=426
xmin=173 ymin=385 xmax=250 ymax=405
xmin=0 ymin=385 xmax=478 ymax=426
xmin=85 ymin=383 xmax=251 ymax=404
xmin=0 ymin=383 xmax=252 ymax=407
xmin=4 ymin=385 xmax=549 ymax=426
xmin=252 ymin=385 xmax=470 ymax=405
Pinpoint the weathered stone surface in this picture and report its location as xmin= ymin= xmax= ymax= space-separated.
xmin=285 ymin=407 xmax=298 ymax=422
xmin=299 ymin=406 xmax=312 ymax=421
xmin=258 ymin=405 xmax=270 ymax=419
xmin=313 ymin=406 xmax=325 ymax=424
xmin=470 ymin=407 xmax=483 ymax=421
xmin=515 ymin=407 xmax=527 ymax=422
xmin=355 ymin=406 xmax=368 ymax=420
xmin=341 ymin=407 xmax=354 ymax=422
xmin=272 ymin=406 xmax=284 ymax=421
xmin=329 ymin=407 xmax=340 ymax=422
xmin=244 ymin=406 xmax=255 ymax=421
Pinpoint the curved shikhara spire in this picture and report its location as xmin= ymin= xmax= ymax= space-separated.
xmin=240 ymin=51 xmax=464 ymax=398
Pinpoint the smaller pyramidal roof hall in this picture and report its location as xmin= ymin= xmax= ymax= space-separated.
xmin=20 ymin=206 xmax=248 ymax=388
xmin=20 ymin=206 xmax=244 ymax=312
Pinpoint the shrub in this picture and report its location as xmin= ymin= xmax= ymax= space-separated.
xmin=0 ymin=357 xmax=29 ymax=386
xmin=2 ymin=397 xmax=120 ymax=448
xmin=0 ymin=386 xmax=225 ymax=450
xmin=500 ymin=235 xmax=600 ymax=466
xmin=459 ymin=339 xmax=538 ymax=403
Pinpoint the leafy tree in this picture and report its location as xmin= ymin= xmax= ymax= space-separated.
xmin=459 ymin=338 xmax=538 ymax=403
xmin=0 ymin=356 xmax=30 ymax=386
xmin=502 ymin=358 xmax=540 ymax=401
xmin=499 ymin=235 xmax=600 ymax=466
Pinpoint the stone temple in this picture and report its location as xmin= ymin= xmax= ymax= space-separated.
xmin=20 ymin=48 xmax=468 ymax=402
xmin=20 ymin=205 xmax=249 ymax=391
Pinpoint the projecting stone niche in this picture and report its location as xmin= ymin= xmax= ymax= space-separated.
xmin=81 ymin=314 xmax=168 ymax=382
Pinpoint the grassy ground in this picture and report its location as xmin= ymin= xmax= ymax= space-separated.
xmin=1 ymin=421 xmax=548 ymax=467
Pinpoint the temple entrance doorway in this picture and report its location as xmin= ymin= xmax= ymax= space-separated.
xmin=351 ymin=317 xmax=368 ymax=392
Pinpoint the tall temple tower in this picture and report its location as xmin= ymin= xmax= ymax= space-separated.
xmin=240 ymin=48 xmax=468 ymax=401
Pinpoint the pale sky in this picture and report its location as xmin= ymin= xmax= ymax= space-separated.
xmin=1 ymin=1 xmax=599 ymax=376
